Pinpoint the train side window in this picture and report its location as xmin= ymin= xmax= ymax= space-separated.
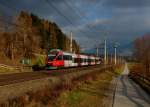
xmin=63 ymin=55 xmax=68 ymax=60
xmin=63 ymin=55 xmax=66 ymax=60
xmin=63 ymin=55 xmax=72 ymax=60
xmin=83 ymin=59 xmax=85 ymax=62
xmin=86 ymin=59 xmax=88 ymax=62
xmin=82 ymin=58 xmax=85 ymax=63
xmin=69 ymin=56 xmax=72 ymax=60
xmin=88 ymin=59 xmax=91 ymax=62
xmin=80 ymin=58 xmax=82 ymax=63
xmin=84 ymin=59 xmax=86 ymax=62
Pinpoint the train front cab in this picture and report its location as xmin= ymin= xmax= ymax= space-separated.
xmin=46 ymin=50 xmax=64 ymax=69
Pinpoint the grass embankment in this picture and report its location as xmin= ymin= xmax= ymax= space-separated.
xmin=55 ymin=71 xmax=114 ymax=107
xmin=0 ymin=65 xmax=32 ymax=74
xmin=0 ymin=67 xmax=19 ymax=74
xmin=0 ymin=65 xmax=123 ymax=107
xmin=0 ymin=53 xmax=20 ymax=74
xmin=54 ymin=66 xmax=123 ymax=107
xmin=0 ymin=64 xmax=23 ymax=74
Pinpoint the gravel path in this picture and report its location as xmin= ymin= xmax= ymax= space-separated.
xmin=113 ymin=64 xmax=150 ymax=107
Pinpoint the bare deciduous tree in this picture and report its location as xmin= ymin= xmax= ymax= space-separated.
xmin=133 ymin=34 xmax=150 ymax=77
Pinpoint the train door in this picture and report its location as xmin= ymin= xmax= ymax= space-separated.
xmin=72 ymin=54 xmax=78 ymax=67
xmin=77 ymin=54 xmax=81 ymax=67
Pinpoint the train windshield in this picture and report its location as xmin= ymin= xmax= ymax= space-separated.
xmin=50 ymin=50 xmax=59 ymax=56
xmin=48 ymin=55 xmax=56 ymax=61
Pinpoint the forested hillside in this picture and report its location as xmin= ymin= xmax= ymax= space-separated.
xmin=0 ymin=11 xmax=80 ymax=65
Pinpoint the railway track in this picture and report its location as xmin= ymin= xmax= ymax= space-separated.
xmin=0 ymin=65 xmax=109 ymax=86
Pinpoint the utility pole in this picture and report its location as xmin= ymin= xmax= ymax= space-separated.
xmin=70 ymin=31 xmax=72 ymax=53
xmin=96 ymin=47 xmax=99 ymax=57
xmin=23 ymin=33 xmax=27 ymax=57
xmin=104 ymin=39 xmax=107 ymax=64
xmin=114 ymin=43 xmax=118 ymax=65
xmin=115 ymin=47 xmax=116 ymax=65
xmin=111 ymin=53 xmax=113 ymax=64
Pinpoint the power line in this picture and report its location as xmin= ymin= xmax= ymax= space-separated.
xmin=0 ymin=0 xmax=91 ymax=36
xmin=68 ymin=0 xmax=111 ymax=33
xmin=45 ymin=0 xmax=89 ymax=36
xmin=45 ymin=0 xmax=75 ymax=26
xmin=63 ymin=0 xmax=97 ymax=32
xmin=0 ymin=0 xmax=64 ymax=32
xmin=65 ymin=0 xmax=100 ymax=32
xmin=63 ymin=0 xmax=95 ymax=32
xmin=63 ymin=0 xmax=84 ymax=22
xmin=66 ymin=0 xmax=89 ymax=21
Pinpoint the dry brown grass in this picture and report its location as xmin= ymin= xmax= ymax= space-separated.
xmin=53 ymin=70 xmax=116 ymax=107
xmin=0 ymin=66 xmax=121 ymax=107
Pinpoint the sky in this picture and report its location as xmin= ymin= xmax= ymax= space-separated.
xmin=0 ymin=0 xmax=150 ymax=54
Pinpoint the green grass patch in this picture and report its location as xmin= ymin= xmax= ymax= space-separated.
xmin=115 ymin=66 xmax=124 ymax=75
xmin=58 ymin=90 xmax=84 ymax=107
xmin=32 ymin=55 xmax=46 ymax=67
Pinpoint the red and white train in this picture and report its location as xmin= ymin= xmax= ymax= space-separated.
xmin=45 ymin=49 xmax=102 ymax=69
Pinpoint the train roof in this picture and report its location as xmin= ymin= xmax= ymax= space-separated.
xmin=49 ymin=49 xmax=102 ymax=58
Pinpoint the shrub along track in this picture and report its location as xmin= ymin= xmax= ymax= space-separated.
xmin=0 ymin=65 xmax=116 ymax=107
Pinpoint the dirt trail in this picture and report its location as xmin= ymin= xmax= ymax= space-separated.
xmin=113 ymin=64 xmax=150 ymax=107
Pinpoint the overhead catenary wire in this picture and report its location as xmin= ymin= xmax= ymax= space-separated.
xmin=0 ymin=0 xmax=64 ymax=32
xmin=0 ymin=0 xmax=103 ymax=38
xmin=0 ymin=0 xmax=71 ymax=30
xmin=63 ymin=0 xmax=96 ymax=32
xmin=63 ymin=0 xmax=85 ymax=22
xmin=65 ymin=0 xmax=103 ymax=33
xmin=64 ymin=0 xmax=90 ymax=22
xmin=45 ymin=0 xmax=75 ymax=26
xmin=0 ymin=0 xmax=98 ymax=36
xmin=45 ymin=0 xmax=90 ymax=36
xmin=0 ymin=0 xmax=112 ymax=58
xmin=0 ymin=0 xmax=82 ymax=47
